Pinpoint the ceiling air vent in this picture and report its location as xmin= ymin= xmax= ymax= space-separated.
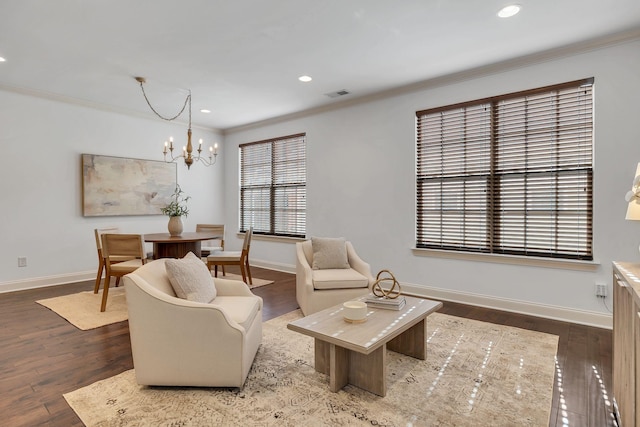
xmin=325 ymin=89 xmax=350 ymax=98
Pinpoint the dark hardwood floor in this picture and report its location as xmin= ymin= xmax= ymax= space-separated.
xmin=1 ymin=266 xmax=613 ymax=426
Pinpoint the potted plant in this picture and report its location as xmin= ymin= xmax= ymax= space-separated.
xmin=161 ymin=185 xmax=190 ymax=236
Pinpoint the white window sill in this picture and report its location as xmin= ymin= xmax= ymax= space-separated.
xmin=412 ymin=247 xmax=600 ymax=271
xmin=236 ymin=233 xmax=305 ymax=243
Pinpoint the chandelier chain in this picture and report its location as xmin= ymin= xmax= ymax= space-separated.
xmin=138 ymin=80 xmax=191 ymax=123
xmin=135 ymin=76 xmax=217 ymax=169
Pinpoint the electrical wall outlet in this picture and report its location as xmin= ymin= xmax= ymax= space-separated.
xmin=595 ymin=283 xmax=607 ymax=297
xmin=17 ymin=257 xmax=27 ymax=267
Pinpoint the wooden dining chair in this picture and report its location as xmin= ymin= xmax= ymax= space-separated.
xmin=94 ymin=227 xmax=129 ymax=294
xmin=100 ymin=233 xmax=147 ymax=312
xmin=207 ymin=227 xmax=253 ymax=285
xmin=94 ymin=227 xmax=153 ymax=294
xmin=195 ymin=224 xmax=225 ymax=256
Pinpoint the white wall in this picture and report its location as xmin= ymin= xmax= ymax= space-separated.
xmin=0 ymin=90 xmax=225 ymax=291
xmin=223 ymin=38 xmax=640 ymax=327
xmin=3 ymin=39 xmax=638 ymax=327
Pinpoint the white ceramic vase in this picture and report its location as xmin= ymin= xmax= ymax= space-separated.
xmin=168 ymin=216 xmax=183 ymax=236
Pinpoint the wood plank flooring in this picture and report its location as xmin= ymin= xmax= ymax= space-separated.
xmin=0 ymin=266 xmax=614 ymax=426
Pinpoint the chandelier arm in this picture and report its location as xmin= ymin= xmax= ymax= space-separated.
xmin=197 ymin=155 xmax=218 ymax=167
xmin=138 ymin=80 xmax=190 ymax=122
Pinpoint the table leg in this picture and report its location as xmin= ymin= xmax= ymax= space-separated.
xmin=315 ymin=338 xmax=387 ymax=396
xmin=347 ymin=345 xmax=387 ymax=396
xmin=315 ymin=338 xmax=329 ymax=375
xmin=153 ymin=241 xmax=202 ymax=259
xmin=388 ymin=317 xmax=427 ymax=359
xmin=329 ymin=344 xmax=349 ymax=393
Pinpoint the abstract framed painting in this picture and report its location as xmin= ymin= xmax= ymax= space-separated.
xmin=81 ymin=154 xmax=177 ymax=217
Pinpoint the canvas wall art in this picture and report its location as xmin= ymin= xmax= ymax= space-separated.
xmin=82 ymin=154 xmax=176 ymax=216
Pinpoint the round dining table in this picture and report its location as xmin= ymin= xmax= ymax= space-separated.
xmin=144 ymin=231 xmax=222 ymax=259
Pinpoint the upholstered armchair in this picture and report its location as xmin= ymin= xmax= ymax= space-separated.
xmin=296 ymin=238 xmax=375 ymax=316
xmin=123 ymin=257 xmax=262 ymax=388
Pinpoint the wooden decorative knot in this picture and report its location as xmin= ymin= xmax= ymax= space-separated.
xmin=371 ymin=269 xmax=402 ymax=299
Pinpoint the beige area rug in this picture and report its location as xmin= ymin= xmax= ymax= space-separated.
xmin=64 ymin=310 xmax=559 ymax=426
xmin=36 ymin=287 xmax=127 ymax=330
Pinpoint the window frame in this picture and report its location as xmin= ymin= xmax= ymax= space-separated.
xmin=416 ymin=78 xmax=594 ymax=261
xmin=239 ymin=132 xmax=306 ymax=238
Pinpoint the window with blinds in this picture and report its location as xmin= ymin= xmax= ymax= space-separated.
xmin=416 ymin=78 xmax=594 ymax=260
xmin=240 ymin=133 xmax=306 ymax=237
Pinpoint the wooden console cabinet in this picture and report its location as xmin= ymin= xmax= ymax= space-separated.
xmin=613 ymin=262 xmax=640 ymax=427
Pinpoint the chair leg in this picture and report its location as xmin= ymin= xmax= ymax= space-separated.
xmin=239 ymin=263 xmax=247 ymax=284
xmin=245 ymin=259 xmax=253 ymax=285
xmin=222 ymin=265 xmax=226 ymax=276
xmin=100 ymin=275 xmax=110 ymax=312
xmin=93 ymin=259 xmax=104 ymax=294
xmin=115 ymin=277 xmax=121 ymax=287
xmin=214 ymin=265 xmax=219 ymax=277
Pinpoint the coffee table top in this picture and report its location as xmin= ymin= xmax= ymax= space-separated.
xmin=287 ymin=295 xmax=442 ymax=355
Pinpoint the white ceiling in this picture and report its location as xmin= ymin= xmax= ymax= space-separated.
xmin=1 ymin=0 xmax=640 ymax=130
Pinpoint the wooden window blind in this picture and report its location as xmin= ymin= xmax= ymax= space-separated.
xmin=416 ymin=78 xmax=594 ymax=260
xmin=240 ymin=133 xmax=306 ymax=237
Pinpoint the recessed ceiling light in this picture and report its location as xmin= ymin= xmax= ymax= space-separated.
xmin=0 ymin=57 xmax=6 ymax=62
xmin=200 ymin=109 xmax=211 ymax=113
xmin=298 ymin=75 xmax=312 ymax=83
xmin=497 ymin=4 xmax=521 ymax=18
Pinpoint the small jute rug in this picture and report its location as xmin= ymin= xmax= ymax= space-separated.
xmin=36 ymin=287 xmax=128 ymax=330
xmin=36 ymin=275 xmax=272 ymax=331
xmin=64 ymin=310 xmax=558 ymax=426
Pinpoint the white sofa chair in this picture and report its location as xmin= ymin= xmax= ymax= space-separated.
xmin=123 ymin=258 xmax=262 ymax=388
xmin=296 ymin=239 xmax=374 ymax=316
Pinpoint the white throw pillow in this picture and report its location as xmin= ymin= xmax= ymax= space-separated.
xmin=165 ymin=252 xmax=217 ymax=303
xmin=311 ymin=237 xmax=350 ymax=270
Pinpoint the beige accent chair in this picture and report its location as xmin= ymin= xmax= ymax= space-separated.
xmin=207 ymin=227 xmax=253 ymax=285
xmin=296 ymin=239 xmax=374 ymax=316
xmin=100 ymin=233 xmax=147 ymax=312
xmin=123 ymin=258 xmax=263 ymax=387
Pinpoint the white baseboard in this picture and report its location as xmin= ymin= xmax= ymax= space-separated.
xmin=254 ymin=260 xmax=612 ymax=328
xmin=0 ymin=260 xmax=293 ymax=294
xmin=400 ymin=282 xmax=612 ymax=330
xmin=1 ymin=263 xmax=613 ymax=329
xmin=0 ymin=271 xmax=95 ymax=294
xmin=251 ymin=259 xmax=296 ymax=274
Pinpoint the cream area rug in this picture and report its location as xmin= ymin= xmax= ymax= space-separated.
xmin=64 ymin=310 xmax=558 ymax=426
xmin=36 ymin=287 xmax=127 ymax=330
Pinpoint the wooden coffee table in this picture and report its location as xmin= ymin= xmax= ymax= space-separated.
xmin=287 ymin=295 xmax=442 ymax=396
